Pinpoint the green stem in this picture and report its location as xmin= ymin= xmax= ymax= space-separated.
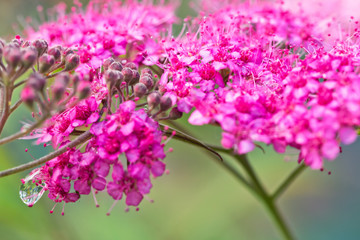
xmin=260 ymin=197 xmax=294 ymax=240
xmin=272 ymin=163 xmax=307 ymax=200
xmin=161 ymin=123 xmax=254 ymax=194
xmin=163 ymin=121 xmax=300 ymax=239
xmin=234 ymin=155 xmax=267 ymax=194
xmin=233 ymin=154 xmax=294 ymax=240
xmin=0 ymin=131 xmax=92 ymax=178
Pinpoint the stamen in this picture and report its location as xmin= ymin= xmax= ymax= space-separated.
xmin=61 ymin=202 xmax=65 ymax=216
xmin=25 ymin=149 xmax=36 ymax=160
xmin=50 ymin=203 xmax=58 ymax=214
xmin=106 ymin=200 xmax=119 ymax=216
xmin=144 ymin=195 xmax=154 ymax=203
xmin=163 ymin=131 xmax=176 ymax=145
xmin=92 ymin=188 xmax=100 ymax=208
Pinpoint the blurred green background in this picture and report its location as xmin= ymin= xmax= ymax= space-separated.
xmin=0 ymin=0 xmax=360 ymax=239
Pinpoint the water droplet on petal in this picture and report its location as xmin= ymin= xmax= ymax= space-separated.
xmin=19 ymin=170 xmax=46 ymax=207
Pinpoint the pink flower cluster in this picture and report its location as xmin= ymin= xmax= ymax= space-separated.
xmin=33 ymin=101 xmax=166 ymax=211
xmin=19 ymin=0 xmax=360 ymax=212
xmin=158 ymin=2 xmax=360 ymax=169
xmin=26 ymin=0 xmax=177 ymax=73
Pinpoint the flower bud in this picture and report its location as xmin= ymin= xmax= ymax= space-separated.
xmin=21 ymin=41 xmax=30 ymax=48
xmin=160 ymin=96 xmax=172 ymax=112
xmin=122 ymin=67 xmax=133 ymax=83
xmin=71 ymin=73 xmax=80 ymax=89
xmin=103 ymin=57 xmax=114 ymax=71
xmin=77 ymin=81 xmax=91 ymax=100
xmin=147 ymin=92 xmax=161 ymax=109
xmin=61 ymin=48 xmax=74 ymax=64
xmin=125 ymin=62 xmax=137 ymax=70
xmin=134 ymin=83 xmax=147 ymax=98
xmin=31 ymin=39 xmax=48 ymax=57
xmin=141 ymin=68 xmax=153 ymax=77
xmin=52 ymin=73 xmax=70 ymax=100
xmin=21 ymin=47 xmax=37 ymax=69
xmin=105 ymin=70 xmax=121 ymax=87
xmin=0 ymin=39 xmax=5 ymax=48
xmin=64 ymin=54 xmax=80 ymax=71
xmin=109 ymin=62 xmax=123 ymax=71
xmin=3 ymin=44 xmax=21 ymax=68
xmin=21 ymin=86 xmax=36 ymax=108
xmin=0 ymin=39 xmax=5 ymax=58
xmin=169 ymin=107 xmax=183 ymax=120
xmin=139 ymin=75 xmax=154 ymax=90
xmin=39 ymin=54 xmax=55 ymax=73
xmin=129 ymin=71 xmax=140 ymax=86
xmin=48 ymin=47 xmax=61 ymax=62
xmin=12 ymin=36 xmax=23 ymax=46
xmin=28 ymin=72 xmax=46 ymax=92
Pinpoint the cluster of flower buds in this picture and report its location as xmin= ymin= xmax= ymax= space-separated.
xmin=18 ymin=57 xmax=179 ymax=214
xmin=103 ymin=57 xmax=182 ymax=121
xmin=2 ymin=37 xmax=92 ymax=117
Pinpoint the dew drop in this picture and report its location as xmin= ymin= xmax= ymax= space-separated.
xmin=19 ymin=170 xmax=46 ymax=207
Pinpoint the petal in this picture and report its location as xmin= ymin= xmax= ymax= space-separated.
xmin=125 ymin=191 xmax=143 ymax=206
xmin=339 ymin=127 xmax=357 ymax=145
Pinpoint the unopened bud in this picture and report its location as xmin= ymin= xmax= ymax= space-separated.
xmin=61 ymin=48 xmax=74 ymax=64
xmin=129 ymin=71 xmax=140 ymax=86
xmin=21 ymin=86 xmax=36 ymax=108
xmin=134 ymin=83 xmax=147 ymax=98
xmin=48 ymin=47 xmax=61 ymax=62
xmin=52 ymin=73 xmax=70 ymax=100
xmin=39 ymin=54 xmax=55 ymax=73
xmin=64 ymin=54 xmax=80 ymax=71
xmin=31 ymin=39 xmax=48 ymax=57
xmin=78 ymin=81 xmax=91 ymax=99
xmin=105 ymin=70 xmax=121 ymax=87
xmin=4 ymin=44 xmax=21 ymax=68
xmin=21 ymin=41 xmax=30 ymax=48
xmin=122 ymin=67 xmax=133 ymax=83
xmin=0 ymin=40 xmax=4 ymax=58
xmin=139 ymin=75 xmax=154 ymax=90
xmin=21 ymin=47 xmax=37 ymax=68
xmin=71 ymin=73 xmax=80 ymax=89
xmin=160 ymin=96 xmax=172 ymax=112
xmin=0 ymin=39 xmax=5 ymax=48
xmin=147 ymin=92 xmax=161 ymax=109
xmin=28 ymin=72 xmax=46 ymax=91
xmin=12 ymin=36 xmax=23 ymax=46
xmin=141 ymin=68 xmax=153 ymax=77
xmin=103 ymin=58 xmax=114 ymax=71
xmin=109 ymin=62 xmax=123 ymax=71
xmin=125 ymin=62 xmax=137 ymax=70
xmin=169 ymin=107 xmax=183 ymax=120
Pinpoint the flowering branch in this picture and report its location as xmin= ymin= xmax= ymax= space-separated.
xmin=0 ymin=131 xmax=92 ymax=178
xmin=162 ymin=127 xmax=255 ymax=193
xmin=272 ymin=164 xmax=307 ymax=200
xmin=233 ymin=154 xmax=294 ymax=240
xmin=161 ymin=128 xmax=224 ymax=162
xmin=9 ymin=99 xmax=22 ymax=114
xmin=0 ymin=86 xmax=12 ymax=135
xmin=0 ymin=115 xmax=48 ymax=146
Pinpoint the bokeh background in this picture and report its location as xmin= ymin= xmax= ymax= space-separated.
xmin=0 ymin=0 xmax=360 ymax=239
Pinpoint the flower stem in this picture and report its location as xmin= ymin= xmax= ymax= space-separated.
xmin=272 ymin=163 xmax=307 ymax=200
xmin=0 ymin=86 xmax=11 ymax=135
xmin=260 ymin=196 xmax=294 ymax=240
xmin=163 ymin=121 xmax=299 ymax=239
xmin=0 ymin=131 xmax=93 ymax=178
xmin=233 ymin=154 xmax=294 ymax=240
xmin=0 ymin=115 xmax=48 ymax=146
